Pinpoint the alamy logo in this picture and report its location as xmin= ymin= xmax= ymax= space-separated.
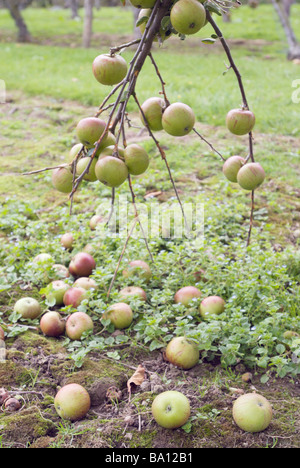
xmin=0 ymin=79 xmax=6 ymax=104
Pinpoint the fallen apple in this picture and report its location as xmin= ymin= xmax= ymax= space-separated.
xmin=170 ymin=0 xmax=206 ymax=35
xmin=33 ymin=253 xmax=54 ymax=264
xmin=199 ymin=295 xmax=225 ymax=319
xmin=45 ymin=280 xmax=70 ymax=306
xmin=73 ymin=277 xmax=98 ymax=290
xmin=122 ymin=260 xmax=152 ymax=283
xmin=140 ymin=96 xmax=165 ymax=131
xmin=222 ymin=156 xmax=246 ymax=183
xmin=165 ymin=336 xmax=199 ymax=369
xmin=89 ymin=214 xmax=104 ymax=230
xmin=119 ymin=286 xmax=147 ymax=302
xmin=95 ymin=155 xmax=128 ymax=188
xmin=76 ymin=117 xmax=106 ymax=148
xmin=232 ymin=393 xmax=272 ymax=433
xmin=52 ymin=167 xmax=73 ymax=194
xmin=0 ymin=325 xmax=5 ymax=340
xmin=162 ymin=102 xmax=195 ymax=137
xmin=52 ymin=264 xmax=70 ymax=280
xmin=237 ymin=162 xmax=265 ymax=191
xmin=92 ymin=54 xmax=127 ymax=86
xmin=65 ymin=311 xmax=94 ymax=340
xmin=226 ymin=108 xmax=256 ymax=136
xmin=60 ymin=232 xmax=74 ymax=250
xmin=40 ymin=311 xmax=65 ymax=337
xmin=151 ymin=391 xmax=191 ymax=429
xmin=174 ymin=286 xmax=201 ymax=307
xmin=54 ymin=383 xmax=91 ymax=421
xmin=14 ymin=297 xmax=41 ymax=320
xmin=63 ymin=287 xmax=88 ymax=308
xmin=69 ymin=252 xmax=96 ymax=278
xmin=103 ymin=302 xmax=133 ymax=329
xmin=124 ymin=144 xmax=150 ymax=176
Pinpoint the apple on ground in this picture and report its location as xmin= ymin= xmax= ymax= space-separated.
xmin=199 ymin=296 xmax=225 ymax=319
xmin=162 ymin=102 xmax=195 ymax=137
xmin=89 ymin=214 xmax=104 ymax=230
xmin=65 ymin=312 xmax=94 ymax=340
xmin=63 ymin=287 xmax=88 ymax=308
xmin=52 ymin=167 xmax=73 ymax=194
xmin=103 ymin=303 xmax=133 ymax=329
xmin=54 ymin=383 xmax=91 ymax=421
xmin=151 ymin=391 xmax=191 ymax=429
xmin=73 ymin=277 xmax=98 ymax=290
xmin=170 ymin=0 xmax=206 ymax=35
xmin=45 ymin=280 xmax=70 ymax=306
xmin=226 ymin=108 xmax=256 ymax=136
xmin=232 ymin=393 xmax=272 ymax=433
xmin=14 ymin=297 xmax=41 ymax=320
xmin=237 ymin=162 xmax=265 ymax=191
xmin=165 ymin=336 xmax=199 ymax=369
xmin=52 ymin=264 xmax=70 ymax=280
xmin=60 ymin=233 xmax=74 ymax=250
xmin=119 ymin=286 xmax=147 ymax=302
xmin=0 ymin=325 xmax=5 ymax=340
xmin=222 ymin=156 xmax=246 ymax=183
xmin=33 ymin=253 xmax=54 ymax=264
xmin=69 ymin=252 xmax=96 ymax=278
xmin=40 ymin=311 xmax=65 ymax=337
xmin=174 ymin=286 xmax=201 ymax=307
xmin=122 ymin=260 xmax=152 ymax=283
xmin=140 ymin=96 xmax=165 ymax=131
xmin=92 ymin=53 xmax=127 ymax=86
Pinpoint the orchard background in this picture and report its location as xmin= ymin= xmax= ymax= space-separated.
xmin=0 ymin=0 xmax=300 ymax=449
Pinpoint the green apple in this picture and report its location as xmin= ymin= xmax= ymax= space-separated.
xmin=76 ymin=157 xmax=98 ymax=182
xmin=92 ymin=54 xmax=127 ymax=86
xmin=52 ymin=167 xmax=73 ymax=194
xmin=140 ymin=96 xmax=165 ymax=131
xmin=124 ymin=144 xmax=150 ymax=175
xmin=67 ymin=143 xmax=83 ymax=163
xmin=237 ymin=162 xmax=265 ymax=191
xmin=65 ymin=311 xmax=94 ymax=340
xmin=170 ymin=0 xmax=206 ymax=35
xmin=73 ymin=277 xmax=98 ymax=290
xmin=40 ymin=311 xmax=65 ymax=337
xmin=137 ymin=8 xmax=172 ymax=42
xmin=45 ymin=280 xmax=70 ymax=306
xmin=93 ymin=132 xmax=116 ymax=156
xmin=122 ymin=260 xmax=152 ymax=283
xmin=95 ymin=155 xmax=128 ymax=187
xmin=162 ymin=102 xmax=195 ymax=137
xmin=14 ymin=297 xmax=41 ymax=320
xmin=152 ymin=391 xmax=191 ymax=429
xmin=76 ymin=117 xmax=106 ymax=148
xmin=174 ymin=286 xmax=201 ymax=307
xmin=222 ymin=156 xmax=246 ymax=183
xmin=226 ymin=108 xmax=256 ymax=136
xmin=199 ymin=295 xmax=225 ymax=319
xmin=232 ymin=393 xmax=272 ymax=433
xmin=165 ymin=336 xmax=199 ymax=369
xmin=103 ymin=302 xmax=133 ymax=329
xmin=54 ymin=383 xmax=91 ymax=421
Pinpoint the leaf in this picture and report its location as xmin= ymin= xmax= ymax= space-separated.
xmin=136 ymin=15 xmax=149 ymax=27
xmin=201 ymin=38 xmax=216 ymax=44
xmin=127 ymin=364 xmax=145 ymax=400
xmin=161 ymin=16 xmax=171 ymax=31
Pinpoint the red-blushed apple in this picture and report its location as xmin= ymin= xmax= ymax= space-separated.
xmin=76 ymin=156 xmax=98 ymax=182
xmin=174 ymin=286 xmax=201 ymax=307
xmin=119 ymin=286 xmax=147 ymax=302
xmin=54 ymin=383 xmax=91 ymax=421
xmin=40 ymin=311 xmax=65 ymax=337
xmin=165 ymin=336 xmax=199 ymax=369
xmin=69 ymin=252 xmax=96 ymax=278
xmin=76 ymin=117 xmax=106 ymax=149
xmin=237 ymin=162 xmax=265 ymax=191
xmin=65 ymin=311 xmax=94 ymax=340
xmin=13 ymin=297 xmax=41 ymax=320
xmin=222 ymin=156 xmax=246 ymax=183
xmin=52 ymin=264 xmax=70 ymax=280
xmin=232 ymin=393 xmax=272 ymax=433
xmin=140 ymin=96 xmax=165 ymax=131
xmin=52 ymin=167 xmax=73 ymax=194
xmin=103 ymin=302 xmax=133 ymax=329
xmin=89 ymin=214 xmax=105 ymax=230
xmin=45 ymin=280 xmax=71 ymax=306
xmin=92 ymin=54 xmax=127 ymax=86
xmin=124 ymin=144 xmax=150 ymax=176
xmin=0 ymin=325 xmax=5 ymax=340
xmin=73 ymin=277 xmax=98 ymax=290
xmin=199 ymin=295 xmax=225 ymax=319
xmin=60 ymin=233 xmax=74 ymax=250
xmin=63 ymin=287 xmax=88 ymax=308
xmin=226 ymin=108 xmax=256 ymax=136
xmin=95 ymin=155 xmax=128 ymax=188
xmin=151 ymin=391 xmax=191 ymax=429
xmin=170 ymin=0 xmax=206 ymax=35
xmin=162 ymin=102 xmax=195 ymax=137
xmin=122 ymin=260 xmax=152 ymax=283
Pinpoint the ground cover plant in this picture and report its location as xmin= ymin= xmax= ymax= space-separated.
xmin=0 ymin=1 xmax=299 ymax=449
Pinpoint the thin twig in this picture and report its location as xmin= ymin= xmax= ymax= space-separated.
xmin=193 ymin=127 xmax=225 ymax=161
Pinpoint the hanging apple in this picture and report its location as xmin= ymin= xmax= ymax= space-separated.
xmin=226 ymin=108 xmax=256 ymax=136
xmin=222 ymin=156 xmax=246 ymax=183
xmin=76 ymin=117 xmax=106 ymax=148
xmin=95 ymin=155 xmax=128 ymax=187
xmin=237 ymin=162 xmax=265 ymax=191
xmin=52 ymin=167 xmax=73 ymax=194
xmin=170 ymin=0 xmax=206 ymax=35
xmin=162 ymin=102 xmax=195 ymax=136
xmin=124 ymin=144 xmax=150 ymax=175
xmin=140 ymin=96 xmax=165 ymax=131
xmin=92 ymin=54 xmax=127 ymax=86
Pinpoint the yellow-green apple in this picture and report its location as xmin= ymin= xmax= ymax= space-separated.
xmin=170 ymin=0 xmax=206 ymax=35
xmin=94 ymin=132 xmax=116 ymax=156
xmin=237 ymin=162 xmax=265 ymax=191
xmin=76 ymin=117 xmax=106 ymax=148
xmin=124 ymin=144 xmax=150 ymax=175
xmin=89 ymin=214 xmax=104 ymax=230
xmin=226 ymin=108 xmax=255 ymax=136
xmin=162 ymin=102 xmax=195 ymax=137
xmin=76 ymin=157 xmax=98 ymax=182
xmin=60 ymin=232 xmax=74 ymax=250
xmin=40 ymin=311 xmax=65 ymax=337
xmin=73 ymin=277 xmax=98 ymax=290
xmin=54 ymin=383 xmax=91 ymax=421
xmin=165 ymin=336 xmax=199 ymax=369
xmin=232 ymin=393 xmax=272 ymax=433
xmin=103 ymin=302 xmax=133 ymax=329
xmin=92 ymin=54 xmax=127 ymax=86
xmin=45 ymin=280 xmax=71 ymax=306
xmin=67 ymin=143 xmax=83 ymax=163
xmin=14 ymin=297 xmax=41 ymax=320
xmin=119 ymin=286 xmax=147 ymax=302
xmin=151 ymin=391 xmax=191 ymax=429
xmin=174 ymin=286 xmax=201 ymax=307
xmin=95 ymin=155 xmax=128 ymax=188
xmin=199 ymin=295 xmax=225 ymax=319
xmin=122 ymin=260 xmax=152 ymax=283
xmin=222 ymin=156 xmax=245 ymax=183
xmin=69 ymin=252 xmax=96 ymax=278
xmin=63 ymin=287 xmax=88 ymax=308
xmin=98 ymin=145 xmax=125 ymax=159
xmin=140 ymin=96 xmax=165 ymax=131
xmin=33 ymin=253 xmax=54 ymax=264
xmin=65 ymin=311 xmax=94 ymax=340
xmin=52 ymin=167 xmax=73 ymax=194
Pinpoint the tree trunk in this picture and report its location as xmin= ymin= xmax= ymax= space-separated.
xmin=222 ymin=11 xmax=231 ymax=22
xmin=4 ymin=0 xmax=31 ymax=43
xmin=82 ymin=0 xmax=93 ymax=48
xmin=272 ymin=0 xmax=300 ymax=59
xmin=65 ymin=0 xmax=80 ymax=19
